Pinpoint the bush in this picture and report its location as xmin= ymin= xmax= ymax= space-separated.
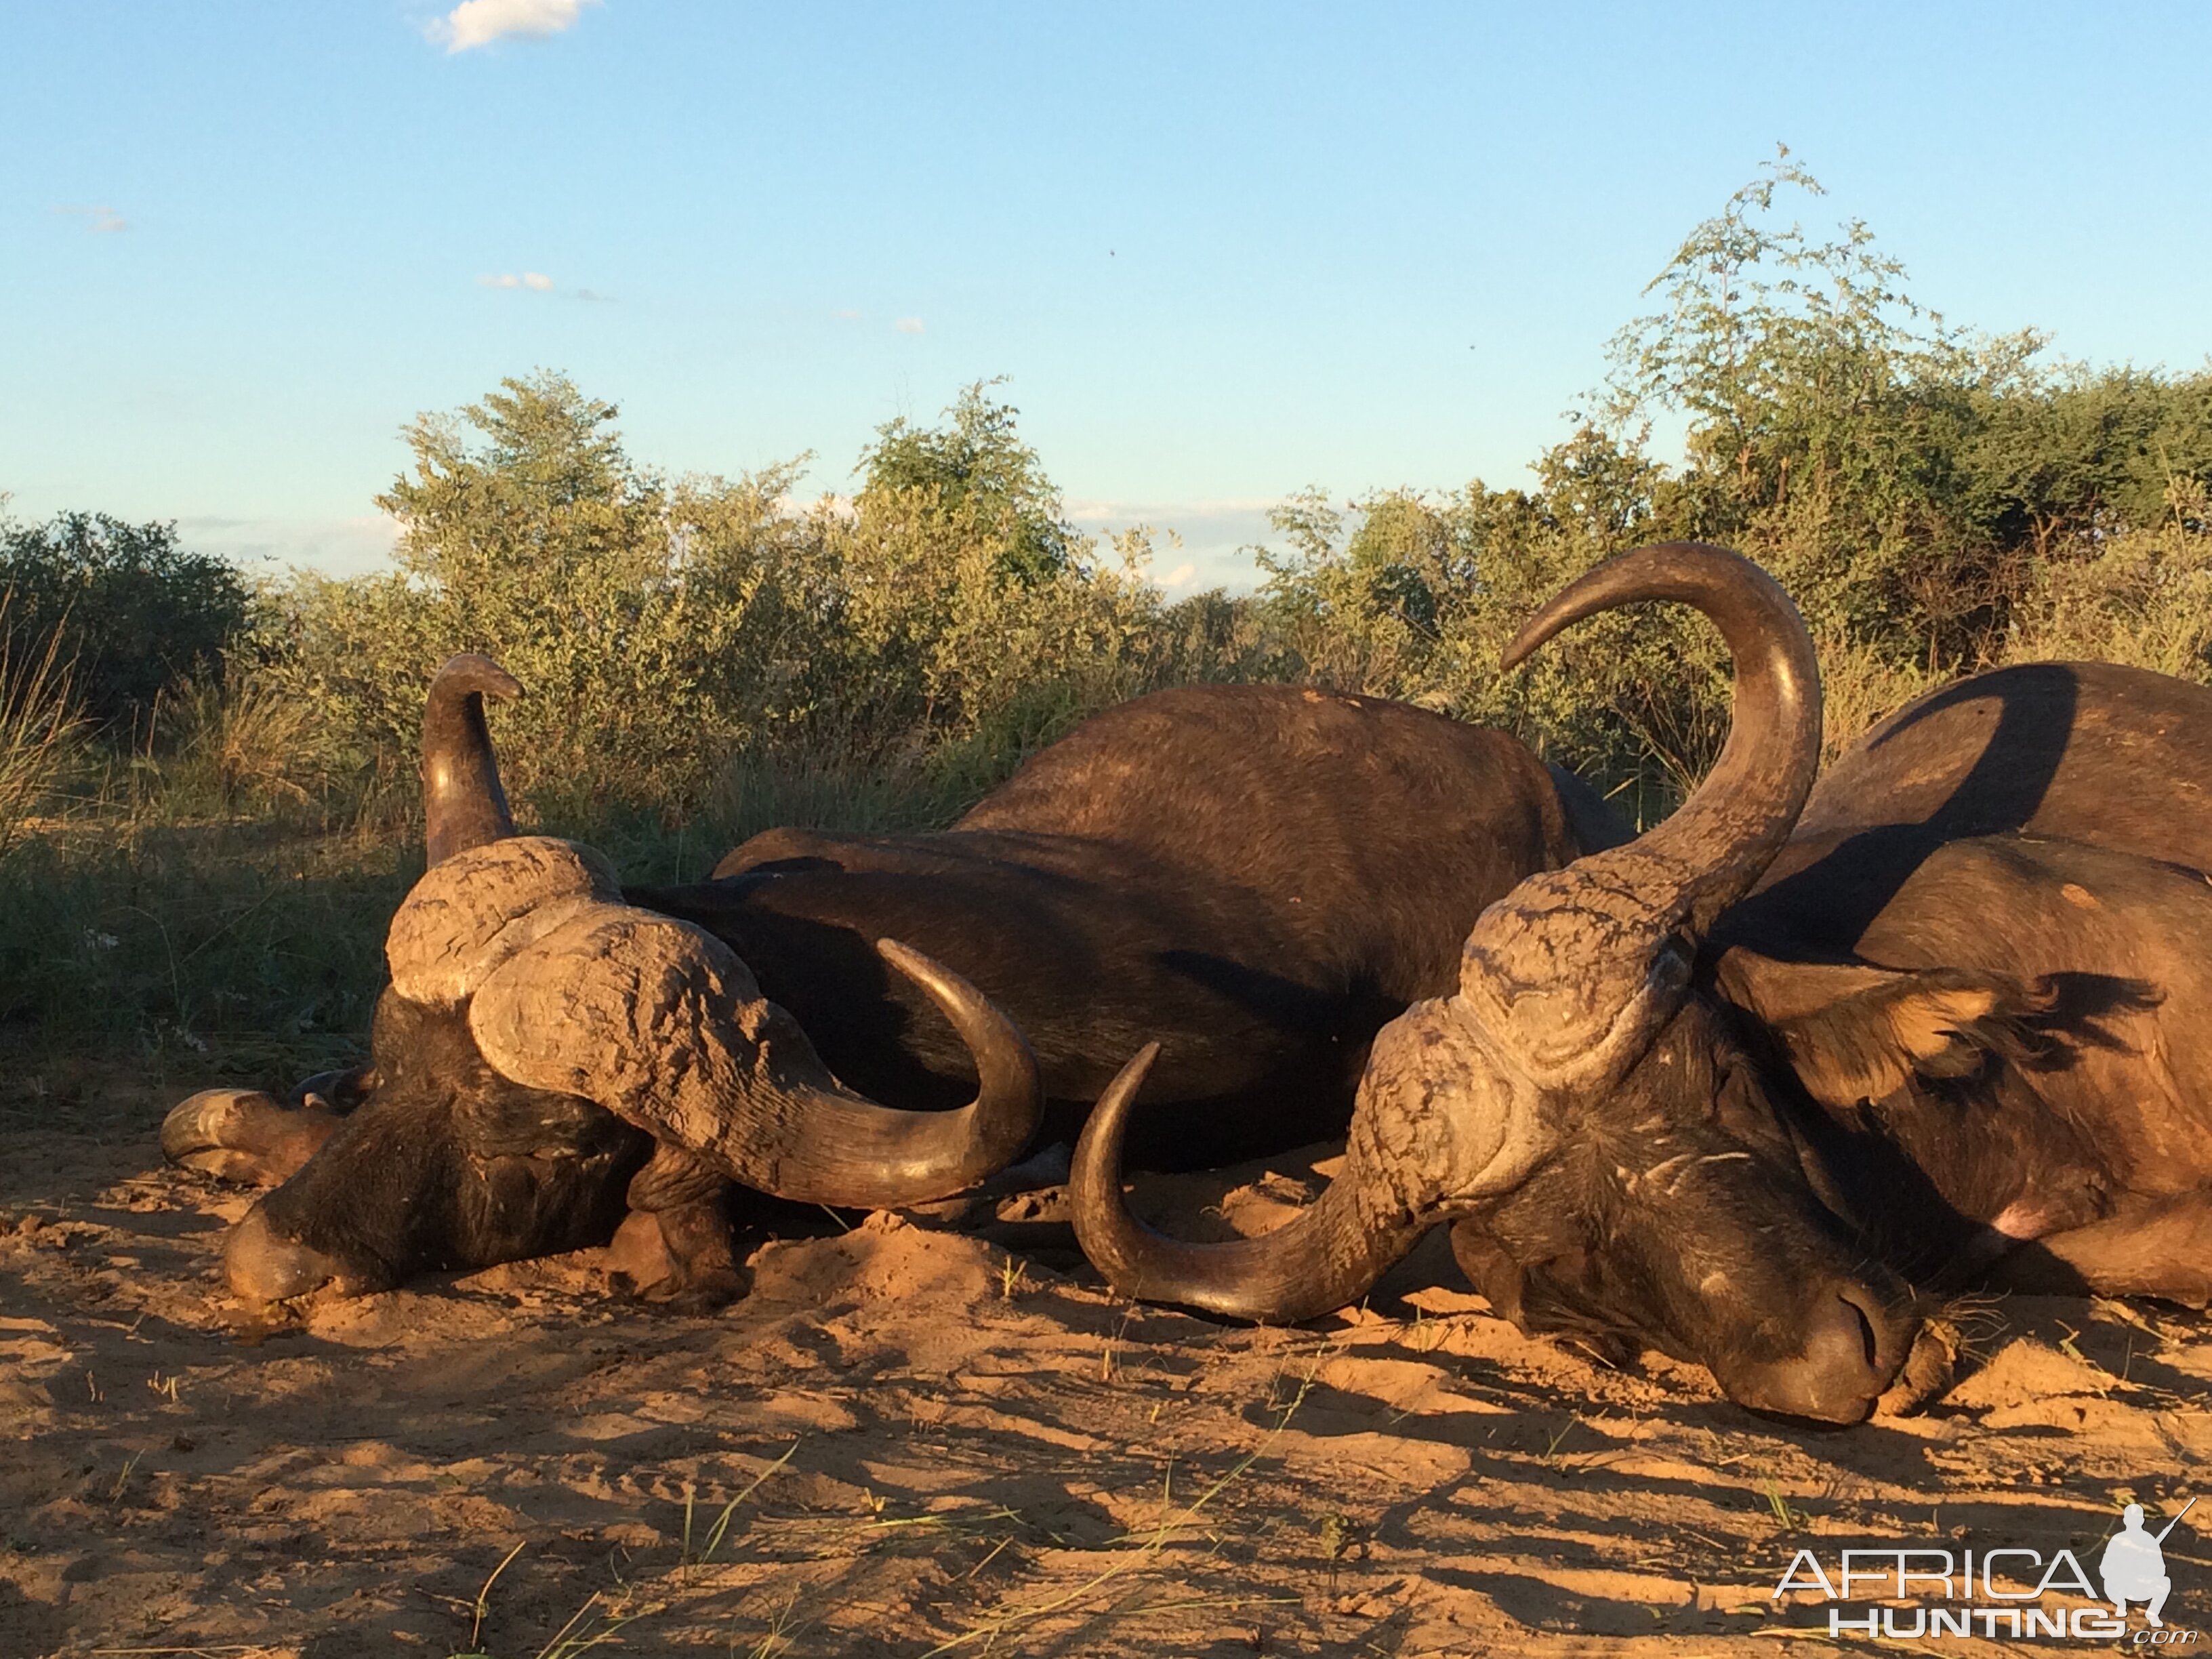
xmin=13 ymin=155 xmax=2212 ymax=1076
xmin=1255 ymin=152 xmax=2212 ymax=799
xmin=255 ymin=373 xmax=1254 ymax=832
xmin=0 ymin=512 xmax=254 ymax=737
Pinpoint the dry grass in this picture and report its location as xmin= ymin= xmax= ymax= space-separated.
xmin=0 ymin=590 xmax=81 ymax=855
xmin=417 ymin=1355 xmax=1328 ymax=1659
xmin=155 ymin=674 xmax=338 ymax=814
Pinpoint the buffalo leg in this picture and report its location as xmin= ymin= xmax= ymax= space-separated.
xmin=1988 ymin=1191 xmax=2212 ymax=1307
xmin=609 ymin=1141 xmax=746 ymax=1311
xmin=161 ymin=1089 xmax=344 ymax=1187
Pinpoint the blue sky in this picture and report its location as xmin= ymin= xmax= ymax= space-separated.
xmin=6 ymin=2 xmax=2210 ymax=591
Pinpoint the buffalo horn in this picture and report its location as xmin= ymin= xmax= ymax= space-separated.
xmin=441 ymin=860 xmax=1044 ymax=1207
xmin=422 ymin=653 xmax=522 ymax=865
xmin=1068 ymin=542 xmax=1823 ymax=1319
xmin=773 ymin=937 xmax=1046 ymax=1205
xmin=1500 ymin=541 xmax=1821 ymax=943
xmin=1071 ymin=1046 xmax=1432 ymax=1320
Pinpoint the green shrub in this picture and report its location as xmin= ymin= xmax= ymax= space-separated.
xmin=0 ymin=512 xmax=253 ymax=737
xmin=253 ymin=373 xmax=1250 ymax=831
xmin=13 ymin=155 xmax=2212 ymax=1083
xmin=1256 ymin=153 xmax=2212 ymax=798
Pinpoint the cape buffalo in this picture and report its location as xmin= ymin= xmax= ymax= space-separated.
xmin=1072 ymin=542 xmax=2212 ymax=1425
xmin=167 ymin=655 xmax=1629 ymax=1307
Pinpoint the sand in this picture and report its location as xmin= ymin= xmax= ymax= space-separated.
xmin=3 ymin=1075 xmax=2207 ymax=1656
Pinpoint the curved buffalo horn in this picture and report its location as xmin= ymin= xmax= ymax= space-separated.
xmin=781 ymin=937 xmax=1044 ymax=1204
xmin=1070 ymin=543 xmax=1822 ymax=1320
xmin=407 ymin=840 xmax=1045 ymax=1207
xmin=1500 ymin=541 xmax=1821 ymax=939
xmin=422 ymin=653 xmax=522 ymax=866
xmin=1072 ymin=1046 xmax=1431 ymax=1320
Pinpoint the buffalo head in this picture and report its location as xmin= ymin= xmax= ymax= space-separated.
xmin=175 ymin=653 xmax=1040 ymax=1303
xmin=1072 ymin=544 xmax=1933 ymax=1425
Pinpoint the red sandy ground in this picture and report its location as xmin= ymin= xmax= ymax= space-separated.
xmin=3 ymin=1076 xmax=2207 ymax=1656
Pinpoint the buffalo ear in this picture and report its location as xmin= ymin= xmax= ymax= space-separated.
xmin=1714 ymin=947 xmax=2049 ymax=1109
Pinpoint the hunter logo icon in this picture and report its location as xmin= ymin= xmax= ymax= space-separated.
xmin=2103 ymin=1497 xmax=2192 ymax=1627
xmin=1772 ymin=1495 xmax=2199 ymax=1640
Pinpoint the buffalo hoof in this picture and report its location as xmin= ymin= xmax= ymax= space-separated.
xmin=163 ymin=1090 xmax=341 ymax=1187
xmin=606 ymin=1208 xmax=676 ymax=1290
xmin=1877 ymin=1317 xmax=1961 ymax=1416
xmin=222 ymin=1204 xmax=352 ymax=1303
xmin=287 ymin=1067 xmax=372 ymax=1113
xmin=644 ymin=1273 xmax=750 ymax=1315
xmin=979 ymin=1140 xmax=1073 ymax=1197
xmin=607 ymin=1208 xmax=747 ymax=1312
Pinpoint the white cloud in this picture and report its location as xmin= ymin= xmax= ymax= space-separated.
xmin=894 ymin=316 xmax=925 ymax=335
xmin=434 ymin=0 xmax=597 ymax=53
xmin=480 ymin=270 xmax=608 ymax=298
xmin=1063 ymin=498 xmax=1282 ymax=596
xmin=55 ymin=204 xmax=128 ymax=233
xmin=178 ymin=514 xmax=401 ymax=577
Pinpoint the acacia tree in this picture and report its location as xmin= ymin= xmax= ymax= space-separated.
xmin=264 ymin=372 xmax=782 ymax=814
xmin=857 ymin=382 xmax=1082 ymax=586
xmin=1599 ymin=148 xmax=2212 ymax=674
xmin=264 ymin=372 xmax=1229 ymax=823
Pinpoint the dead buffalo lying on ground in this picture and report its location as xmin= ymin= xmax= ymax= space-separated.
xmin=1073 ymin=542 xmax=2212 ymax=1425
xmin=165 ymin=656 xmax=1628 ymax=1307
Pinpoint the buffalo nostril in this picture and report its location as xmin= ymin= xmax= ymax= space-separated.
xmin=222 ymin=1204 xmax=345 ymax=1303
xmin=1836 ymin=1280 xmax=1925 ymax=1395
xmin=1833 ymin=1288 xmax=1881 ymax=1370
xmin=1726 ymin=1290 xmax=1901 ymax=1425
xmin=1793 ymin=1293 xmax=1885 ymax=1401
